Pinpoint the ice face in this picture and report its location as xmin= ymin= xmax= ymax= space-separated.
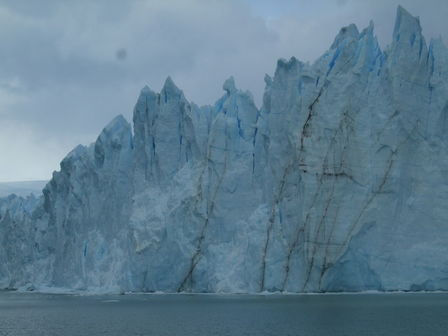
xmin=1 ymin=6 xmax=448 ymax=293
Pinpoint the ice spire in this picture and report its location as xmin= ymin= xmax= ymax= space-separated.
xmin=223 ymin=76 xmax=237 ymax=95
xmin=393 ymin=5 xmax=422 ymax=43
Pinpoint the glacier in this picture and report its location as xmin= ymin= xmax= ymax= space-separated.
xmin=1 ymin=6 xmax=448 ymax=293
xmin=0 ymin=181 xmax=47 ymax=198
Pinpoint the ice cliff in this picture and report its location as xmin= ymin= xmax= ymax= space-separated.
xmin=2 ymin=7 xmax=448 ymax=293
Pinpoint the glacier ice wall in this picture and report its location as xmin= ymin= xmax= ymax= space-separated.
xmin=2 ymin=6 xmax=448 ymax=293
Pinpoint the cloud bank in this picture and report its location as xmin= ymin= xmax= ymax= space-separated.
xmin=0 ymin=0 xmax=447 ymax=181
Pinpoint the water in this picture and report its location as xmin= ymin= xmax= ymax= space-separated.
xmin=1 ymin=291 xmax=448 ymax=336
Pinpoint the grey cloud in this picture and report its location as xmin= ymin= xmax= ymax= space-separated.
xmin=0 ymin=0 xmax=447 ymax=181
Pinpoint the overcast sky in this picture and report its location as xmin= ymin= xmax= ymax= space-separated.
xmin=1 ymin=0 xmax=447 ymax=182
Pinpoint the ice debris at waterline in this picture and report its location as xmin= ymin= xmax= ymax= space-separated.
xmin=2 ymin=6 xmax=448 ymax=293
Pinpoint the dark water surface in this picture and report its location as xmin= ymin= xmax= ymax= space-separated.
xmin=1 ymin=291 xmax=447 ymax=336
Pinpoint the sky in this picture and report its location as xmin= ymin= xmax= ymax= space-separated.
xmin=1 ymin=0 xmax=447 ymax=182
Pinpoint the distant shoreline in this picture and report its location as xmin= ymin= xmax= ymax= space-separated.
xmin=0 ymin=180 xmax=48 ymax=197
